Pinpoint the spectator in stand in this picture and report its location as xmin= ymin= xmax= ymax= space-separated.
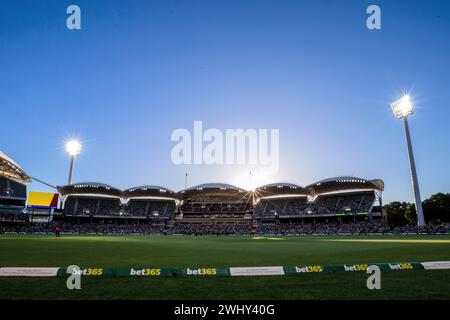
xmin=2 ymin=220 xmax=449 ymax=236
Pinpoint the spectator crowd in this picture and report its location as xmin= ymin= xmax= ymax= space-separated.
xmin=2 ymin=221 xmax=449 ymax=235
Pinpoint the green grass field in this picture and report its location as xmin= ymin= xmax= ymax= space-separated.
xmin=1 ymin=234 xmax=450 ymax=300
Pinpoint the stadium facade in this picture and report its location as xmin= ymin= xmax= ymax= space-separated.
xmin=0 ymin=152 xmax=384 ymax=227
xmin=59 ymin=183 xmax=176 ymax=223
xmin=0 ymin=151 xmax=31 ymax=223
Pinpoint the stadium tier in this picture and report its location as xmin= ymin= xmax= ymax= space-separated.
xmin=3 ymin=219 xmax=449 ymax=235
xmin=0 ymin=151 xmax=31 ymax=222
xmin=255 ymin=196 xmax=310 ymax=217
xmin=58 ymin=183 xmax=177 ymax=220
xmin=123 ymin=186 xmax=177 ymax=218
xmin=7 ymin=176 xmax=383 ymax=224
xmin=254 ymin=178 xmax=382 ymax=221
xmin=178 ymin=183 xmax=253 ymax=220
xmin=0 ymin=150 xmax=388 ymax=229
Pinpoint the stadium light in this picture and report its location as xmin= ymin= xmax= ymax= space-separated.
xmin=66 ymin=139 xmax=82 ymax=156
xmin=390 ymin=95 xmax=425 ymax=226
xmin=391 ymin=95 xmax=413 ymax=119
xmin=65 ymin=139 xmax=82 ymax=185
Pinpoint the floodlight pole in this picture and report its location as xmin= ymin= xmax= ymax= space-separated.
xmin=68 ymin=155 xmax=75 ymax=185
xmin=402 ymin=117 xmax=425 ymax=226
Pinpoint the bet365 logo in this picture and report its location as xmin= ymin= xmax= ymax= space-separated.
xmin=186 ymin=268 xmax=217 ymax=276
xmin=130 ymin=268 xmax=161 ymax=276
xmin=295 ymin=266 xmax=323 ymax=273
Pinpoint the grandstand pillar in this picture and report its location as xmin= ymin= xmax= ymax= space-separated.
xmin=376 ymin=191 xmax=383 ymax=221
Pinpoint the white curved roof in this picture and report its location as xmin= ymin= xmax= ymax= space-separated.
xmin=124 ymin=185 xmax=175 ymax=193
xmin=0 ymin=151 xmax=31 ymax=183
xmin=305 ymin=176 xmax=384 ymax=194
xmin=69 ymin=182 xmax=119 ymax=190
xmin=311 ymin=176 xmax=370 ymax=185
xmin=183 ymin=183 xmax=244 ymax=192
xmin=258 ymin=182 xmax=302 ymax=189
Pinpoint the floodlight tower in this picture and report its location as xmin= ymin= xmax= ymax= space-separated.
xmin=66 ymin=139 xmax=82 ymax=185
xmin=390 ymin=95 xmax=425 ymax=226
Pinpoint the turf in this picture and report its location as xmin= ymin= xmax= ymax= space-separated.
xmin=1 ymin=234 xmax=450 ymax=299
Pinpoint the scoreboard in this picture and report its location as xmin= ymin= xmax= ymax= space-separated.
xmin=27 ymin=191 xmax=59 ymax=209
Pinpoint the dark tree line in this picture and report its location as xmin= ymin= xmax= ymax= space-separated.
xmin=384 ymin=193 xmax=450 ymax=226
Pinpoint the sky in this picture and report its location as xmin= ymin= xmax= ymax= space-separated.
xmin=0 ymin=0 xmax=449 ymax=203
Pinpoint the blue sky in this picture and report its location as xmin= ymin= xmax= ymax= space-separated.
xmin=1 ymin=0 xmax=449 ymax=203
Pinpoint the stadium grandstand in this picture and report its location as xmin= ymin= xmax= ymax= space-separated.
xmin=254 ymin=183 xmax=310 ymax=221
xmin=0 ymin=151 xmax=31 ymax=223
xmin=123 ymin=186 xmax=176 ymax=220
xmin=0 ymin=151 xmax=395 ymax=235
xmin=254 ymin=177 xmax=383 ymax=223
xmin=59 ymin=183 xmax=123 ymax=220
xmin=177 ymin=183 xmax=253 ymax=226
xmin=58 ymin=183 xmax=177 ymax=223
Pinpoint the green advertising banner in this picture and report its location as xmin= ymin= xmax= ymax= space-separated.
xmin=57 ymin=266 xmax=230 ymax=277
xmin=57 ymin=267 xmax=110 ymax=277
xmin=284 ymin=262 xmax=423 ymax=275
xmin=50 ymin=262 xmax=425 ymax=278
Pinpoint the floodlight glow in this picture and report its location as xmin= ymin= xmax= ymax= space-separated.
xmin=233 ymin=170 xmax=273 ymax=192
xmin=391 ymin=95 xmax=413 ymax=119
xmin=66 ymin=140 xmax=82 ymax=156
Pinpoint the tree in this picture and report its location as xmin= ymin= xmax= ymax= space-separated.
xmin=423 ymin=193 xmax=450 ymax=223
xmin=404 ymin=203 xmax=417 ymax=225
xmin=384 ymin=202 xmax=414 ymax=226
